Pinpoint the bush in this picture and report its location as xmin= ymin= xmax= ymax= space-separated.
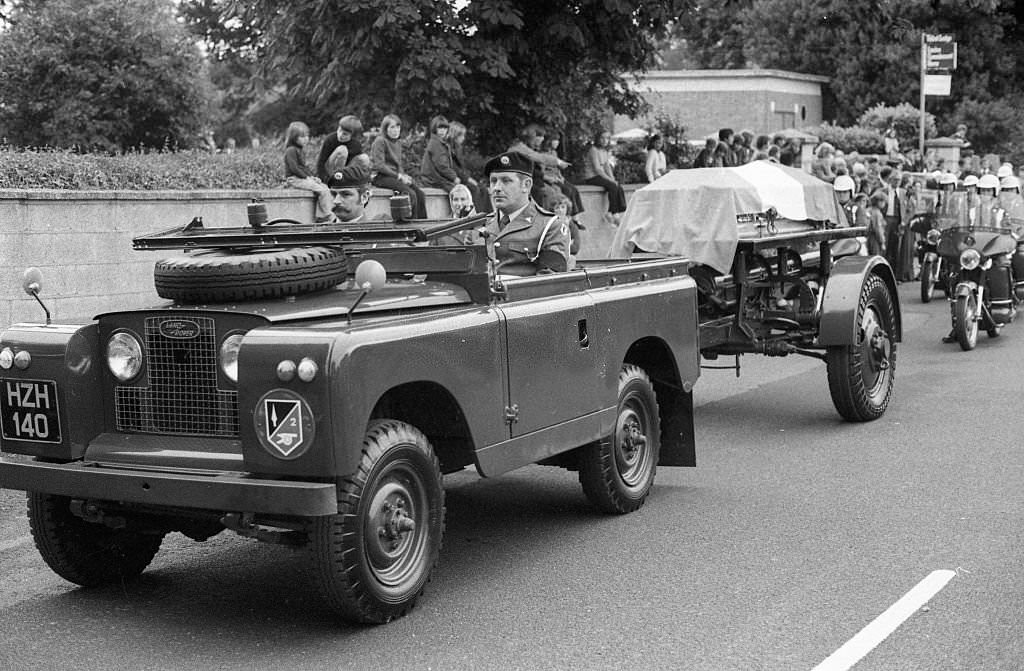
xmin=857 ymin=103 xmax=936 ymax=150
xmin=804 ymin=122 xmax=885 ymax=155
xmin=0 ymin=146 xmax=285 ymax=190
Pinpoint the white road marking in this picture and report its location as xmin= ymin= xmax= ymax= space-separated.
xmin=0 ymin=535 xmax=32 ymax=553
xmin=812 ymin=569 xmax=956 ymax=671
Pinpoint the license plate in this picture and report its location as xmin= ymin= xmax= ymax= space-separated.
xmin=1 ymin=379 xmax=62 ymax=444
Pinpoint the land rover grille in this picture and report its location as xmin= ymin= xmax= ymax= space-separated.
xmin=114 ymin=316 xmax=239 ymax=437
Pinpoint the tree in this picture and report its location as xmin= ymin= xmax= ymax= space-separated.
xmin=0 ymin=0 xmax=213 ymax=151
xmin=186 ymin=0 xmax=689 ymax=156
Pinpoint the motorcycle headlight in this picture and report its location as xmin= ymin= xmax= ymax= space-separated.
xmin=960 ymin=248 xmax=982 ymax=271
xmin=219 ymin=333 xmax=244 ymax=383
xmin=107 ymin=331 xmax=143 ymax=381
xmin=926 ymin=228 xmax=941 ymax=244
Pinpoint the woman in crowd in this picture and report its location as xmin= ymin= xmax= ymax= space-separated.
xmin=447 ymin=121 xmax=489 ymax=213
xmin=419 ymin=115 xmax=459 ymax=192
xmin=810 ymin=142 xmax=836 ymax=183
xmin=644 ymin=134 xmax=667 ymax=182
xmin=370 ymin=113 xmax=427 ymax=219
xmin=541 ymin=133 xmax=585 ymax=218
xmin=282 ymin=121 xmax=336 ymax=223
xmin=579 ymin=129 xmax=627 ymax=225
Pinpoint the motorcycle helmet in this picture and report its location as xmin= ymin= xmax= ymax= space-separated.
xmin=1000 ymin=176 xmax=1020 ymax=193
xmin=833 ymin=175 xmax=856 ymax=192
xmin=963 ymin=174 xmax=979 ymax=189
xmin=997 ymin=163 xmax=1013 ymax=178
xmin=978 ymin=173 xmax=1001 ymax=196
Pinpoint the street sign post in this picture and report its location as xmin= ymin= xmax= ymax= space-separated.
xmin=920 ymin=34 xmax=957 ymax=156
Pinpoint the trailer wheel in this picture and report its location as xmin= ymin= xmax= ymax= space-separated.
xmin=826 ymin=274 xmax=897 ymax=421
xmin=154 ymin=246 xmax=348 ymax=303
xmin=579 ymin=365 xmax=661 ymax=514
xmin=27 ymin=492 xmax=164 ymax=586
xmin=953 ymin=293 xmax=979 ymax=351
xmin=308 ymin=420 xmax=444 ymax=624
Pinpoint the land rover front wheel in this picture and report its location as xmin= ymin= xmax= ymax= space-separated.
xmin=826 ymin=274 xmax=897 ymax=421
xmin=27 ymin=492 xmax=164 ymax=586
xmin=308 ymin=420 xmax=444 ymax=624
xmin=579 ymin=364 xmax=661 ymax=514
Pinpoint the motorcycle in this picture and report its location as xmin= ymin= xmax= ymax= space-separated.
xmin=912 ymin=213 xmax=950 ymax=303
xmin=938 ymin=194 xmax=1023 ymax=350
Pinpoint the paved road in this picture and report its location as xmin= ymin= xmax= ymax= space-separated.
xmin=1 ymin=283 xmax=1022 ymax=671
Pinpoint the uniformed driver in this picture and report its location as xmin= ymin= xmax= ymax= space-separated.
xmin=482 ymin=152 xmax=570 ymax=276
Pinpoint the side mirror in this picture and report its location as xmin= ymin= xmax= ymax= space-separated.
xmin=21 ymin=267 xmax=51 ymax=325
xmin=22 ymin=267 xmax=43 ymax=296
xmin=354 ymin=259 xmax=387 ymax=292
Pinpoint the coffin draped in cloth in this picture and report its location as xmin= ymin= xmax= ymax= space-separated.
xmin=608 ymin=162 xmax=846 ymax=273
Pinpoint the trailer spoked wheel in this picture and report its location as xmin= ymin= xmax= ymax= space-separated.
xmin=27 ymin=492 xmax=164 ymax=586
xmin=308 ymin=421 xmax=444 ymax=624
xmin=579 ymin=365 xmax=661 ymax=514
xmin=826 ymin=274 xmax=897 ymax=421
xmin=154 ymin=246 xmax=348 ymax=303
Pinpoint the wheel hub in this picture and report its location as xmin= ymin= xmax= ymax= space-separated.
xmin=367 ymin=482 xmax=417 ymax=569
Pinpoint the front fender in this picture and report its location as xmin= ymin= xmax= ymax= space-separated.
xmin=955 ymin=281 xmax=978 ymax=298
xmin=818 ymin=255 xmax=901 ymax=346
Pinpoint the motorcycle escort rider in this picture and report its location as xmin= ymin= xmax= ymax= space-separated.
xmin=942 ymin=174 xmax=1016 ymax=342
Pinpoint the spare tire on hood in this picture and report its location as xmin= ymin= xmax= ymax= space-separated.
xmin=154 ymin=246 xmax=348 ymax=303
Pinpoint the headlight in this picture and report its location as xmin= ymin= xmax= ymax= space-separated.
xmin=107 ymin=331 xmax=143 ymax=381
xmin=219 ymin=333 xmax=244 ymax=383
xmin=926 ymin=228 xmax=941 ymax=244
xmin=960 ymin=248 xmax=982 ymax=271
xmin=0 ymin=348 xmax=12 ymax=369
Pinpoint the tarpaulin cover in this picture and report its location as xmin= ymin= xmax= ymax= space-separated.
xmin=608 ymin=162 xmax=846 ymax=273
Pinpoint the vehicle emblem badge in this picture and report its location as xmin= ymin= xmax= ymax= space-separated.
xmin=255 ymin=389 xmax=315 ymax=459
xmin=159 ymin=319 xmax=201 ymax=339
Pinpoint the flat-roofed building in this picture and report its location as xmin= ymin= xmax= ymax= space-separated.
xmin=615 ymin=69 xmax=830 ymax=140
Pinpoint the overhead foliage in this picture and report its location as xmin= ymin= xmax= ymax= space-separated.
xmin=0 ymin=0 xmax=212 ymax=151
xmin=183 ymin=0 xmax=690 ymax=155
xmin=673 ymin=0 xmax=1024 ymax=149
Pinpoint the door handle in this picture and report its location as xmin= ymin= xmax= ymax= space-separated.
xmin=577 ymin=319 xmax=589 ymax=348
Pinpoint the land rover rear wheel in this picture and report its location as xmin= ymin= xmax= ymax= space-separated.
xmin=308 ymin=420 xmax=444 ymax=624
xmin=27 ymin=492 xmax=164 ymax=586
xmin=826 ymin=274 xmax=897 ymax=422
xmin=154 ymin=246 xmax=348 ymax=303
xmin=579 ymin=365 xmax=660 ymax=514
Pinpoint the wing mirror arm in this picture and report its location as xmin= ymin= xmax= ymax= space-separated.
xmin=22 ymin=267 xmax=51 ymax=325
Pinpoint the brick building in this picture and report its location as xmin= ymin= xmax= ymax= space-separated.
xmin=615 ymin=69 xmax=830 ymax=141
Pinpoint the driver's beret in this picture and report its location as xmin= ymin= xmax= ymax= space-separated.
xmin=328 ymin=163 xmax=371 ymax=189
xmin=484 ymin=151 xmax=534 ymax=178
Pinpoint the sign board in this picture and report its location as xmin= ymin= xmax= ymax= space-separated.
xmin=923 ymin=74 xmax=951 ymax=96
xmin=923 ymin=33 xmax=957 ymax=71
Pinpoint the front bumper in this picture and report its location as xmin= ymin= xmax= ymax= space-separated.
xmin=0 ymin=458 xmax=337 ymax=517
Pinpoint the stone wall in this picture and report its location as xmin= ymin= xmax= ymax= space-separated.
xmin=1 ymin=185 xmax=637 ymax=329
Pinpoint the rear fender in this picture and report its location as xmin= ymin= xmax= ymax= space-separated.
xmin=819 ymin=256 xmax=901 ymax=346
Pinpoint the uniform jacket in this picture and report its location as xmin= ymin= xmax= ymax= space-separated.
xmin=484 ymin=201 xmax=569 ymax=276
